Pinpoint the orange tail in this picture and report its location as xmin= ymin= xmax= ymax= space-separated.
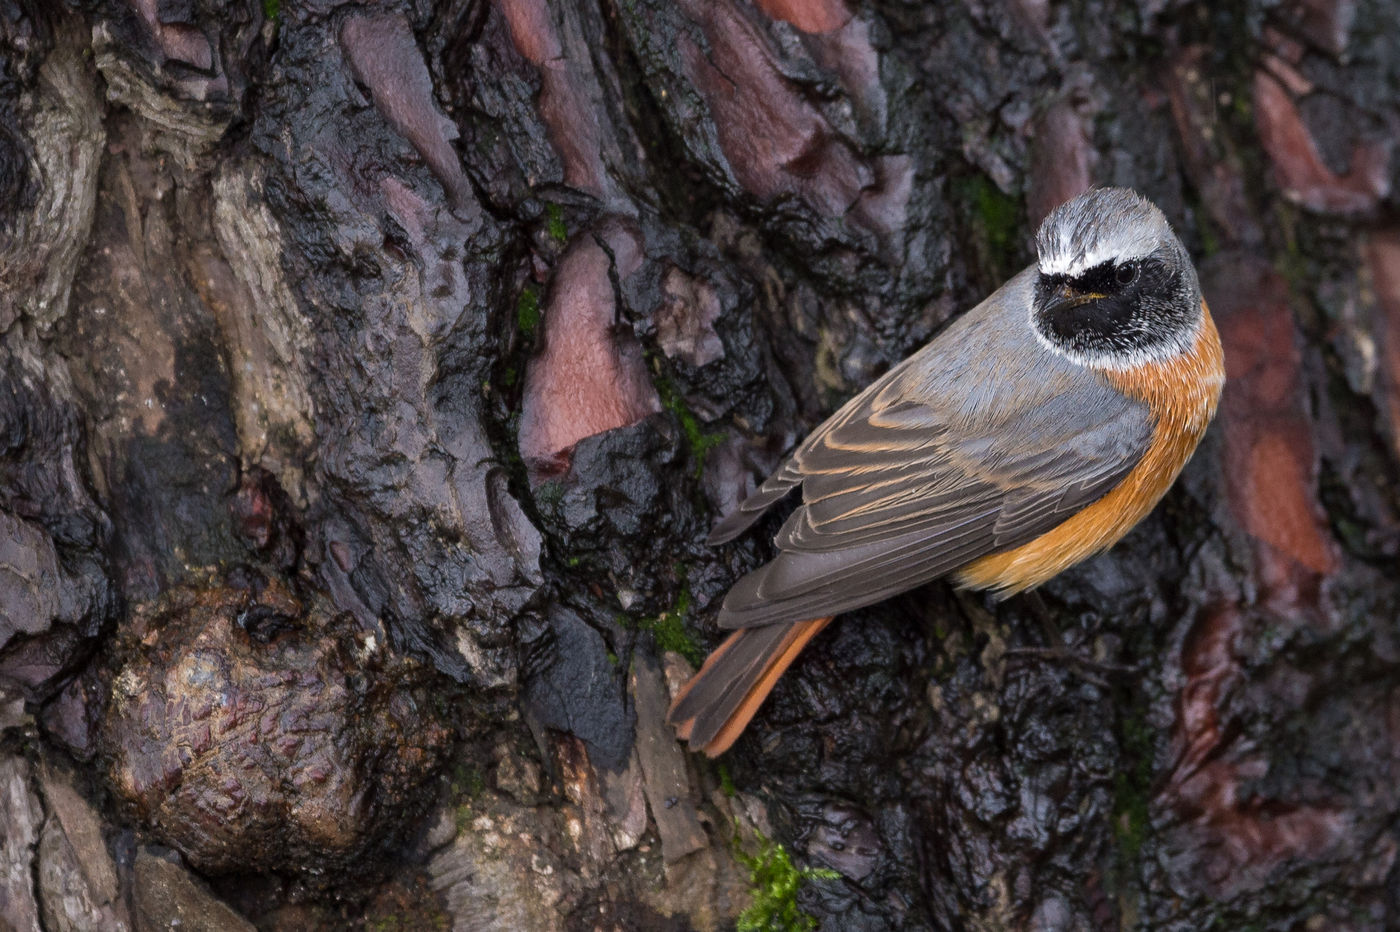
xmin=667 ymin=617 xmax=833 ymax=757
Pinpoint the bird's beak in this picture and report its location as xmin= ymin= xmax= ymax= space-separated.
xmin=1042 ymin=282 xmax=1106 ymax=317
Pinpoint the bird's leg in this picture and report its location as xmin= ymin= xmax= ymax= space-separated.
xmin=1002 ymin=591 xmax=1139 ymax=685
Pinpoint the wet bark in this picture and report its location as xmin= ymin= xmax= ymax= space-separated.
xmin=2 ymin=0 xmax=1400 ymax=929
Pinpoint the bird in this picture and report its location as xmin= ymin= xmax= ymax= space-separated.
xmin=668 ymin=187 xmax=1225 ymax=757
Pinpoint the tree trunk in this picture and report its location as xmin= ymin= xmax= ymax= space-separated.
xmin=3 ymin=0 xmax=1400 ymax=929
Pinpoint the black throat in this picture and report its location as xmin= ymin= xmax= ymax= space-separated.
xmin=1032 ymin=255 xmax=1196 ymax=362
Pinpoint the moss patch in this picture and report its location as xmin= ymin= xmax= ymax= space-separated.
xmin=951 ymin=173 xmax=1024 ymax=284
xmin=1112 ymin=702 xmax=1155 ymax=864
xmin=449 ymin=761 xmax=488 ymax=833
xmin=736 ymin=832 xmax=838 ymax=932
xmin=632 ymin=581 xmax=704 ymax=666
xmin=365 ymin=911 xmax=450 ymax=931
xmin=545 ymin=202 xmax=568 ymax=245
xmin=451 ymin=761 xmax=487 ymax=800
xmin=717 ymin=761 xmax=737 ymax=798
xmin=969 ymin=176 xmax=1019 ymax=256
xmin=651 ymin=364 xmax=725 ymax=477
xmin=532 ymin=478 xmax=565 ymax=520
xmin=516 ymin=285 xmax=541 ymax=338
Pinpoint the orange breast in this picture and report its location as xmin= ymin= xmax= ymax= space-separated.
xmin=955 ymin=303 xmax=1224 ymax=595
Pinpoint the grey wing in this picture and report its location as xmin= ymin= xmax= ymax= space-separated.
xmin=712 ymin=321 xmax=1153 ymax=629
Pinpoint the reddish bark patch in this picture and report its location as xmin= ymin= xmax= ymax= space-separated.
xmin=495 ymin=0 xmax=607 ymax=197
xmin=805 ymin=16 xmax=882 ymax=124
xmin=1026 ymin=98 xmax=1094 ymax=229
xmin=676 ymin=2 xmax=868 ymax=217
xmin=852 ymin=154 xmax=913 ymax=250
xmin=752 ymin=0 xmax=851 ymax=34
xmin=659 ymin=2 xmax=905 ymax=244
xmin=1164 ymin=605 xmax=1347 ymax=893
xmin=1290 ymin=0 xmax=1356 ymax=56
xmin=1207 ymin=257 xmax=1338 ymax=588
xmin=518 ymin=220 xmax=661 ymax=477
xmin=230 ymin=478 xmax=273 ymax=550
xmin=1366 ymin=230 xmax=1400 ymax=460
xmin=129 ymin=0 xmax=213 ymax=70
xmin=1253 ymin=61 xmax=1390 ymax=214
xmin=495 ymin=0 xmax=561 ymax=64
xmin=537 ymin=67 xmax=608 ymax=196
xmin=340 ymin=13 xmax=474 ymax=213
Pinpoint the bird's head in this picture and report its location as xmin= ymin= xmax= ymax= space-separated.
xmin=1031 ymin=187 xmax=1203 ymax=370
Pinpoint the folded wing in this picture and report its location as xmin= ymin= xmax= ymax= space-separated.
xmin=713 ymin=296 xmax=1154 ymax=629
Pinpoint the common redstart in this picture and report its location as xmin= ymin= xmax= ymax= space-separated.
xmin=669 ymin=188 xmax=1224 ymax=756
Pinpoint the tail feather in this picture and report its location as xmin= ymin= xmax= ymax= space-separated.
xmin=667 ymin=617 xmax=833 ymax=756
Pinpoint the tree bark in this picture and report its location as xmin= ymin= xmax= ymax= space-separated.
xmin=2 ymin=0 xmax=1400 ymax=929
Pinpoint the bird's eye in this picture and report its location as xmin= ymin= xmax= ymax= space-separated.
xmin=1115 ymin=262 xmax=1139 ymax=286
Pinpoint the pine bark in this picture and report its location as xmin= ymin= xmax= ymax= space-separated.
xmin=2 ymin=0 xmax=1400 ymax=929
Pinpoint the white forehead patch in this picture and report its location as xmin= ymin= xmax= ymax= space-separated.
xmin=1036 ymin=187 xmax=1173 ymax=278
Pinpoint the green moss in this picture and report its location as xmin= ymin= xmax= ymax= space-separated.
xmin=736 ymin=832 xmax=838 ymax=932
xmin=971 ymin=177 xmax=1019 ymax=255
xmin=680 ymin=409 xmax=726 ymax=474
xmin=1111 ymin=705 xmax=1155 ymax=863
xmin=261 ymin=0 xmax=281 ymax=21
xmin=1232 ymin=89 xmax=1251 ymax=121
xmin=651 ymin=365 xmax=726 ymax=477
xmin=1271 ymin=201 xmax=1313 ymax=300
xmin=534 ymin=478 xmax=564 ymax=513
xmin=452 ymin=762 xmax=487 ymax=800
xmin=649 ymin=611 xmax=701 ymax=663
xmin=545 ymin=202 xmax=568 ymax=244
xmin=625 ymin=576 xmax=704 ymax=665
xmin=951 ymin=173 xmax=1024 ymax=284
xmin=449 ymin=761 xmax=487 ymax=833
xmin=516 ymin=285 xmax=541 ymax=337
xmin=717 ymin=762 xmax=737 ymax=798
xmin=1197 ymin=220 xmax=1221 ymax=259
xmin=633 ymin=581 xmax=704 ymax=666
